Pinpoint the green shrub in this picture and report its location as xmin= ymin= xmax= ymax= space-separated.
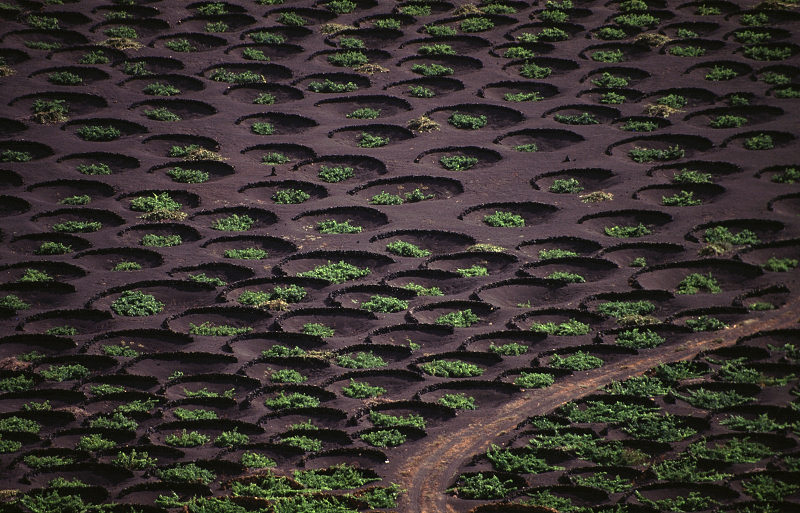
xmin=297 ymin=260 xmax=370 ymax=283
xmin=705 ymin=65 xmax=738 ymax=81
xmin=272 ymin=188 xmax=310 ymax=204
xmin=369 ymin=410 xmax=425 ymax=429
xmin=130 ymin=192 xmax=181 ymax=212
xmin=358 ymin=132 xmax=389 ymax=148
xmin=189 ymin=322 xmax=252 ymax=336
xmin=450 ymin=474 xmax=516 ymax=499
xmin=489 ymin=342 xmax=528 ymax=356
xmin=91 ymin=383 xmax=126 ymax=396
xmin=328 ymin=51 xmax=369 ymax=67
xmin=771 ymin=166 xmax=799 ymax=183
xmin=604 ymin=223 xmax=651 ymax=238
xmin=111 ymin=290 xmax=163 ymax=316
xmin=253 ymin=92 xmax=276 ymax=104
xmin=281 ymin=435 xmax=323 ymax=451
xmin=680 ymin=388 xmax=752 ymax=410
xmin=420 ymin=359 xmax=483 ymax=377
xmin=743 ymin=475 xmax=799 ymax=501
xmin=662 ymin=190 xmax=702 ymax=206
xmin=339 ymin=37 xmax=364 ymax=49
xmin=763 ymin=256 xmax=798 ymax=272
xmin=251 ymin=121 xmax=274 ymax=135
xmin=456 ymin=265 xmax=488 ymax=277
xmin=346 ymin=107 xmax=380 ymax=119
xmin=439 ymin=154 xmax=478 ymax=171
xmin=669 ymin=45 xmax=706 ymax=57
xmin=676 ymin=272 xmax=721 ymax=294
xmin=709 ymin=114 xmax=747 ymax=128
xmin=519 ymin=62 xmax=552 ymax=79
xmin=592 ymin=49 xmax=625 ymax=62
xmin=183 ymin=387 xmax=235 ymax=399
xmin=337 ymin=351 xmax=387 ymax=369
xmin=141 ymin=234 xmax=182 ymax=247
xmin=318 ymin=165 xmax=354 ymax=182
xmin=744 ymin=133 xmax=774 ymax=150
xmin=224 ymin=247 xmax=267 ymax=259
xmin=308 ymin=79 xmax=358 ymax=93
xmin=549 ymin=351 xmax=603 ymax=370
xmin=685 ymin=315 xmax=727 ymax=332
xmin=278 ymin=12 xmax=307 ymax=26
xmin=105 ymin=25 xmax=138 ymax=39
xmin=0 ymin=374 xmax=34 ymax=393
xmin=215 ymin=428 xmax=249 ymax=447
xmin=401 ymin=283 xmax=443 ymax=296
xmin=250 ymin=31 xmax=285 ymax=44
xmin=59 ymin=194 xmax=90 ymax=205
xmin=52 ymin=220 xmax=102 ymax=233
xmin=159 ymin=463 xmax=216 ymax=484
xmin=744 ymin=46 xmax=793 ymax=61
xmin=614 ymin=12 xmax=658 ymax=27
xmin=386 ymin=240 xmax=431 ymax=257
xmin=775 ymin=86 xmax=800 ymax=98
xmin=409 ymin=85 xmax=436 ymax=97
xmin=439 ymin=393 xmax=477 ymax=409
xmin=435 ymin=309 xmax=480 ymax=327
xmin=592 ymin=72 xmax=629 ymax=88
xmin=616 ymin=118 xmax=654 ymax=132
xmin=90 ymin=412 xmax=138 ymax=431
xmin=595 ymin=27 xmax=627 ymax=40
xmin=549 ymin=178 xmax=583 ymax=194
xmin=242 ymin=48 xmax=268 ymax=60
xmin=342 ymin=379 xmax=385 ymax=398
xmin=76 ymin=125 xmax=121 ymax=141
xmin=515 ymin=371 xmax=555 ymax=388
xmin=411 ymin=63 xmax=454 ymax=76
xmin=165 ymin=39 xmax=196 ymax=52
xmin=503 ymin=46 xmax=536 ymax=60
xmin=688 ymin=437 xmax=773 ymax=462
xmin=173 ymin=408 xmax=218 ymax=421
xmin=545 ymin=271 xmax=585 ymax=283
xmin=209 ymin=68 xmax=265 ymax=84
xmin=48 ymin=71 xmax=82 ymax=85
xmin=530 ymin=319 xmax=589 ymax=335
xmin=605 ymin=375 xmax=672 ymax=396
xmin=554 ymin=112 xmax=599 ymax=125
xmin=361 ymin=428 xmax=406 ymax=447
xmin=361 ymin=295 xmax=408 ymax=313
xmin=504 ymin=91 xmax=543 ymax=102
xmin=18 ymin=268 xmax=52 ymax=282
xmin=266 ymin=391 xmax=320 ymax=410
xmin=624 ymin=413 xmax=697 ymax=442
xmin=102 ymin=343 xmax=139 ymax=357
xmin=425 ymin=24 xmax=457 ymax=36
xmin=600 ymin=91 xmax=626 ymax=104
xmin=401 ymin=4 xmax=432 ymax=15
xmin=460 ymin=16 xmax=494 ymax=32
xmin=167 ymin=167 xmax=208 ymax=183
xmin=241 ymin=451 xmax=276 ymax=469
xmin=144 ymin=107 xmax=181 ymax=121
xmin=449 ymin=112 xmax=487 ymax=129
xmin=165 ymin=429 xmax=210 ymax=447
xmin=484 ymin=211 xmax=525 ymax=227
xmin=628 ymin=145 xmax=685 ymax=162
xmin=302 ymin=322 xmax=335 ymax=337
xmin=616 ymin=328 xmax=665 ymax=348
xmin=419 ymin=44 xmax=455 ymax=56
xmin=31 ymin=99 xmax=69 ymax=124
xmin=261 ymin=152 xmax=290 ymax=165
xmin=212 ymin=214 xmax=255 ymax=231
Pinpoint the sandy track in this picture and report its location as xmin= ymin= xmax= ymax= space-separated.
xmin=398 ymin=297 xmax=800 ymax=513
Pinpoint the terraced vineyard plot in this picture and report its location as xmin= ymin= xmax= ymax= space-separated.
xmin=0 ymin=1 xmax=799 ymax=513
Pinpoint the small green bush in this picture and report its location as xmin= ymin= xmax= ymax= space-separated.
xmin=212 ymin=214 xmax=255 ymax=231
xmin=614 ymin=12 xmax=658 ymax=27
xmin=401 ymin=283 xmax=444 ymax=296
xmin=616 ymin=328 xmax=665 ymax=348
xmin=592 ymin=49 xmax=625 ymax=62
xmin=621 ymin=120 xmax=658 ymax=131
xmin=604 ymin=223 xmax=652 ymax=238
xmin=358 ymin=132 xmax=389 ymax=148
xmin=253 ymin=92 xmax=276 ymax=104
xmin=411 ymin=63 xmax=454 ymax=76
xmin=457 ymin=265 xmax=489 ymax=277
xmin=600 ymin=91 xmax=626 ymax=104
xmin=266 ymin=391 xmax=320 ymax=409
xmin=592 ymin=72 xmax=629 ymax=88
xmin=165 ymin=429 xmax=210 ymax=447
xmin=31 ymin=99 xmax=69 ymax=124
xmin=450 ymin=474 xmax=516 ymax=499
xmin=141 ymin=234 xmax=182 ymax=247
xmin=308 ymin=79 xmax=358 ymax=93
xmin=545 ymin=271 xmax=585 ymax=283
xmin=167 ymin=167 xmax=208 ymax=183
xmin=515 ymin=371 xmax=555 ymax=388
xmin=342 ymin=379 xmax=385 ymax=398
xmin=448 ymin=112 xmax=487 ymax=129
xmin=484 ymin=211 xmax=525 ymax=227
xmin=425 ymin=24 xmax=457 ymax=36
xmin=595 ymin=27 xmax=627 ymax=40
xmin=77 ymin=125 xmax=121 ymax=141
xmin=519 ymin=62 xmax=552 ymax=79
xmin=680 ymin=388 xmax=752 ymax=410
xmin=346 ymin=107 xmax=380 ymax=119
xmin=539 ymin=249 xmax=578 ymax=259
xmin=48 ymin=71 xmax=82 ymax=85
xmin=361 ymin=428 xmax=406 ymax=447
xmin=744 ymin=133 xmax=774 ymax=150
xmin=278 ymin=12 xmax=307 ymax=26
xmin=297 ymin=260 xmax=370 ymax=283
xmin=662 ymin=190 xmax=702 ymax=206
xmin=224 ymin=247 xmax=267 ymax=259
xmin=686 ymin=315 xmax=727 ymax=331
xmin=386 ymin=240 xmax=431 ymax=257
xmin=318 ymin=165 xmax=354 ymax=182
xmin=554 ymin=112 xmax=599 ymax=125
xmin=530 ymin=319 xmax=589 ymax=335
xmin=435 ymin=309 xmax=480 ymax=327
xmin=771 ymin=167 xmax=799 ymax=183
xmin=461 ymin=16 xmax=494 ymax=32
xmin=489 ymin=342 xmax=528 ymax=356
xmin=241 ymin=451 xmax=276 ymax=468
xmin=250 ymin=31 xmax=285 ymax=44
xmin=242 ymin=48 xmax=268 ymax=60
xmin=550 ymin=178 xmax=583 ymax=194
xmin=669 ymin=45 xmax=706 ymax=57
xmin=628 ymin=145 xmax=685 ymax=162
xmin=709 ymin=114 xmax=747 ymax=128
xmin=440 ymin=155 xmax=478 ymax=171
xmin=361 ymin=295 xmax=408 ymax=313
xmin=165 ymin=39 xmax=196 ymax=52
xmin=159 ymin=463 xmax=216 ymax=484
xmin=762 ymin=256 xmax=798 ymax=272
xmin=439 ymin=393 xmax=477 ymax=409
xmin=705 ymin=66 xmax=738 ymax=81
xmin=272 ymin=188 xmax=310 ymax=203
xmin=337 ymin=351 xmax=387 ymax=369
xmin=52 ymin=220 xmax=102 ymax=233
xmin=676 ymin=272 xmax=721 ymax=294
xmin=302 ymin=322 xmax=335 ymax=337
xmin=549 ymin=351 xmax=603 ymax=370
xmin=209 ymin=68 xmax=265 ymax=84
xmin=504 ymin=91 xmax=543 ymax=102
xmin=111 ymin=290 xmax=164 ymax=316
xmin=409 ymin=85 xmax=436 ymax=97
xmin=328 ymin=51 xmax=369 ymax=67
xmin=144 ymin=107 xmax=181 ymax=121
xmin=189 ymin=322 xmax=252 ymax=336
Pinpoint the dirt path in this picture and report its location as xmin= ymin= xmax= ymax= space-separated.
xmin=397 ymin=300 xmax=800 ymax=513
